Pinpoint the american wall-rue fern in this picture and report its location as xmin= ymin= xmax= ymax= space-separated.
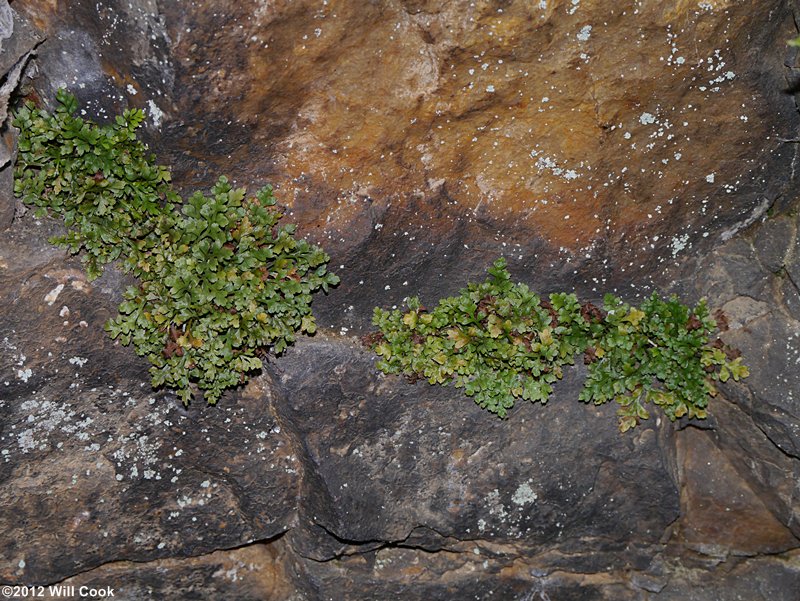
xmin=367 ymin=258 xmax=748 ymax=432
xmin=14 ymin=91 xmax=747 ymax=427
xmin=13 ymin=90 xmax=339 ymax=404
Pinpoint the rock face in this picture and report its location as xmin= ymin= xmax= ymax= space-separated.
xmin=13 ymin=0 xmax=800 ymax=318
xmin=162 ymin=0 xmax=800 ymax=328
xmin=0 ymin=1 xmax=39 ymax=229
xmin=0 ymin=222 xmax=299 ymax=585
xmin=2 ymin=0 xmax=800 ymax=599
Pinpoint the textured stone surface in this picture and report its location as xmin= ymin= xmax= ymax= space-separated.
xmin=665 ymin=201 xmax=800 ymax=577
xmin=654 ymin=551 xmax=800 ymax=601
xmin=675 ymin=211 xmax=800 ymax=461
xmin=2 ymin=0 xmax=800 ymax=598
xmin=0 ymin=221 xmax=299 ymax=584
xmin=36 ymin=542 xmax=300 ymax=601
xmin=287 ymin=548 xmax=800 ymax=601
xmin=15 ymin=0 xmax=800 ymax=327
xmin=0 ymin=2 xmax=40 ymax=229
xmin=675 ymin=425 xmax=798 ymax=555
xmin=271 ymin=337 xmax=678 ymax=559
xmin=754 ymin=215 xmax=796 ymax=274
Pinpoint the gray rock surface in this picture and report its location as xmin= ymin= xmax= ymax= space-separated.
xmin=2 ymin=0 xmax=800 ymax=598
xmin=0 ymin=2 xmax=40 ymax=229
xmin=272 ymin=339 xmax=678 ymax=556
xmin=0 ymin=221 xmax=298 ymax=585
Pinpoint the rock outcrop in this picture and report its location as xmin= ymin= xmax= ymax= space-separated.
xmin=0 ymin=0 xmax=39 ymax=229
xmin=2 ymin=0 xmax=799 ymax=598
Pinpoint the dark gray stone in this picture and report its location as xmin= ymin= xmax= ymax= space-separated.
xmin=780 ymin=274 xmax=800 ymax=321
xmin=787 ymin=222 xmax=800 ymax=288
xmin=0 ymin=4 xmax=40 ymax=230
xmin=19 ymin=542 xmax=301 ymax=601
xmin=0 ymin=3 xmax=39 ymax=77
xmin=270 ymin=338 xmax=679 ymax=562
xmin=754 ymin=215 xmax=795 ymax=274
xmin=2 ymin=0 xmax=800 ymax=598
xmin=656 ymin=552 xmax=800 ymax=601
xmin=0 ymin=221 xmax=298 ymax=584
xmin=718 ymin=310 xmax=800 ymax=459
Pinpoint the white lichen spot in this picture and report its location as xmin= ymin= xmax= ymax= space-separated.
xmin=486 ymin=489 xmax=508 ymax=520
xmin=670 ymin=234 xmax=690 ymax=257
xmin=44 ymin=284 xmax=65 ymax=306
xmin=486 ymin=85 xmax=495 ymax=93
xmin=68 ymin=356 xmax=89 ymax=367
xmin=512 ymin=481 xmax=538 ymax=506
xmin=16 ymin=368 xmax=32 ymax=383
xmin=147 ymin=100 xmax=164 ymax=128
xmin=576 ymin=25 xmax=592 ymax=42
xmin=126 ymin=84 xmax=137 ymax=95
xmin=705 ymin=173 xmax=715 ymax=183
xmin=639 ymin=112 xmax=656 ymax=125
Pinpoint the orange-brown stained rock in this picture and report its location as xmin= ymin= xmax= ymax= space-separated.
xmin=42 ymin=542 xmax=296 ymax=600
xmin=14 ymin=0 xmax=799 ymax=307
xmin=156 ymin=0 xmax=796 ymax=265
xmin=676 ymin=426 xmax=798 ymax=555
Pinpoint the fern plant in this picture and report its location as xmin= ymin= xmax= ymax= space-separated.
xmin=367 ymin=258 xmax=747 ymax=431
xmin=14 ymin=91 xmax=338 ymax=404
xmin=13 ymin=89 xmax=178 ymax=279
xmin=105 ymin=177 xmax=338 ymax=403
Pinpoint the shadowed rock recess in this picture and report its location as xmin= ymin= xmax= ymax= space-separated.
xmin=1 ymin=0 xmax=800 ymax=598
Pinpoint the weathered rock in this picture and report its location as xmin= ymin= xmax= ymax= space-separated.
xmin=754 ymin=215 xmax=796 ymax=275
xmin=286 ymin=548 xmax=800 ymax=601
xmin=14 ymin=0 xmax=172 ymax=115
xmin=35 ymin=542 xmax=300 ymax=601
xmin=654 ymin=550 xmax=800 ymax=601
xmin=159 ymin=0 xmax=798 ymax=325
xmin=788 ymin=225 xmax=800 ymax=288
xmin=15 ymin=0 xmax=800 ymax=325
xmin=780 ymin=274 xmax=800 ymax=320
xmin=0 ymin=1 xmax=40 ymax=230
xmin=675 ymin=424 xmax=798 ymax=555
xmin=270 ymin=337 xmax=678 ymax=557
xmin=0 ymin=221 xmax=300 ymax=584
xmin=704 ymin=396 xmax=800 ymax=542
xmin=690 ymin=236 xmax=772 ymax=306
xmin=677 ymin=210 xmax=800 ymax=461
xmin=2 ymin=0 xmax=800 ymax=598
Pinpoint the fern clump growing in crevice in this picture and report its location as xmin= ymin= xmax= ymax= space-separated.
xmin=366 ymin=258 xmax=748 ymax=432
xmin=13 ymin=89 xmax=179 ymax=279
xmin=13 ymin=90 xmax=339 ymax=404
